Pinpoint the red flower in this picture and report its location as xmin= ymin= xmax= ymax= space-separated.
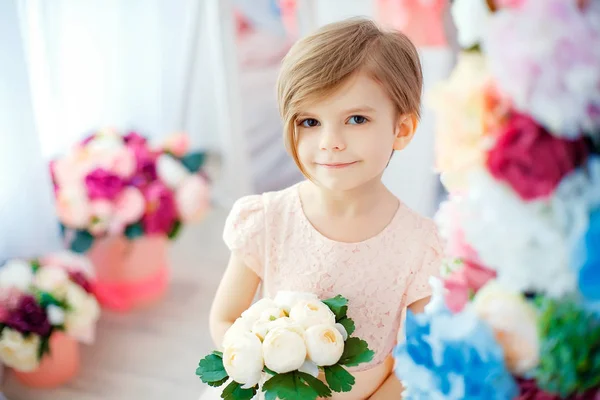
xmin=444 ymin=261 xmax=497 ymax=313
xmin=487 ymin=113 xmax=588 ymax=200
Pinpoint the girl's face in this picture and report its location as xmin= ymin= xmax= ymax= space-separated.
xmin=295 ymin=72 xmax=409 ymax=192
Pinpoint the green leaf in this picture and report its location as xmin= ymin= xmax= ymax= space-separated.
xmin=324 ymin=365 xmax=355 ymax=393
xmin=263 ymin=367 xmax=277 ymax=375
xmin=168 ymin=220 xmax=182 ymax=240
xmin=38 ymin=334 xmax=51 ymax=360
xmin=125 ymin=222 xmax=145 ymax=239
xmin=207 ymin=377 xmax=229 ymax=388
xmin=221 ymin=381 xmax=257 ymax=400
xmin=213 ymin=351 xmax=223 ymax=357
xmin=30 ymin=259 xmax=41 ymax=272
xmin=262 ymin=371 xmax=328 ymax=400
xmin=196 ymin=353 xmax=229 ymax=385
xmin=38 ymin=292 xmax=63 ymax=308
xmin=336 ymin=317 xmax=355 ymax=336
xmin=339 ymin=337 xmax=375 ymax=367
xmin=180 ymin=151 xmax=206 ymax=173
xmin=70 ymin=230 xmax=94 ymax=253
xmin=322 ymin=295 xmax=348 ymax=321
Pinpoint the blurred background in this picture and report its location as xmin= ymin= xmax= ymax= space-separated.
xmin=0 ymin=0 xmax=458 ymax=398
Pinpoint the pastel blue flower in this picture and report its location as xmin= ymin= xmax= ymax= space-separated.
xmin=394 ymin=306 xmax=518 ymax=400
xmin=572 ymin=206 xmax=600 ymax=308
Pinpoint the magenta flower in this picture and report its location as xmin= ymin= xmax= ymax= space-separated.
xmin=142 ymin=181 xmax=178 ymax=235
xmin=69 ymin=271 xmax=93 ymax=294
xmin=5 ymin=295 xmax=51 ymax=337
xmin=85 ymin=168 xmax=125 ymax=200
xmin=123 ymin=131 xmax=147 ymax=146
xmin=128 ymin=144 xmax=158 ymax=188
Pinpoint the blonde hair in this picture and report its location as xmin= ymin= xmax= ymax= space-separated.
xmin=277 ymin=17 xmax=423 ymax=176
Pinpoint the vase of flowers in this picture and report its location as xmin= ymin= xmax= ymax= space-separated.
xmin=0 ymin=252 xmax=100 ymax=388
xmin=51 ymin=130 xmax=211 ymax=311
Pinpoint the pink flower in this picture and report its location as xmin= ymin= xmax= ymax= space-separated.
xmin=128 ymin=144 xmax=158 ymax=188
xmin=41 ymin=251 xmax=95 ymax=279
xmin=89 ymin=200 xmax=114 ymax=236
xmin=114 ymin=187 xmax=145 ymax=225
xmin=484 ymin=0 xmax=600 ymax=137
xmin=109 ymin=147 xmax=136 ymax=178
xmin=176 ymin=175 xmax=210 ymax=222
xmin=123 ymin=131 xmax=147 ymax=146
xmin=444 ymin=261 xmax=497 ymax=313
xmin=56 ymin=185 xmax=91 ymax=229
xmin=142 ymin=181 xmax=178 ymax=235
xmin=85 ymin=168 xmax=125 ymax=200
xmin=487 ymin=113 xmax=589 ymax=200
xmin=494 ymin=0 xmax=525 ymax=9
xmin=162 ymin=133 xmax=190 ymax=157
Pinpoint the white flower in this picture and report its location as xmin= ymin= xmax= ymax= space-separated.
xmin=335 ymin=323 xmax=348 ymax=341
xmin=0 ymin=260 xmax=34 ymax=291
xmin=473 ymin=281 xmax=539 ymax=375
xmin=450 ymin=0 xmax=491 ymax=49
xmin=251 ymin=308 xmax=288 ymax=341
xmin=156 ymin=154 xmax=189 ymax=189
xmin=0 ymin=328 xmax=40 ymax=372
xmin=47 ymin=305 xmax=66 ymax=325
xmin=42 ymin=251 xmax=95 ymax=279
xmin=274 ymin=291 xmax=320 ymax=314
xmin=241 ymin=298 xmax=279 ymax=326
xmin=222 ymin=331 xmax=264 ymax=388
xmin=304 ymin=324 xmax=344 ymax=367
xmin=64 ymin=283 xmax=101 ymax=344
xmin=298 ymin=359 xmax=319 ymax=378
xmin=460 ymin=169 xmax=578 ymax=297
xmin=86 ymin=130 xmax=123 ymax=152
xmin=289 ymin=300 xmax=336 ymax=330
xmin=223 ymin=318 xmax=253 ymax=348
xmin=175 ymin=175 xmax=210 ymax=222
xmin=262 ymin=327 xmax=307 ymax=373
xmin=33 ymin=266 xmax=70 ymax=299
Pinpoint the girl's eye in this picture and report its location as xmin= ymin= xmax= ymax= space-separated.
xmin=299 ymin=118 xmax=320 ymax=128
xmin=348 ymin=115 xmax=368 ymax=125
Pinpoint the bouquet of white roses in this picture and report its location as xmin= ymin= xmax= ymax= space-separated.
xmin=196 ymin=291 xmax=374 ymax=400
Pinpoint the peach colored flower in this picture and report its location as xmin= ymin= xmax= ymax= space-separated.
xmin=114 ymin=187 xmax=145 ymax=225
xmin=56 ymin=185 xmax=91 ymax=228
xmin=162 ymin=133 xmax=190 ymax=157
xmin=108 ymin=147 xmax=136 ymax=178
xmin=88 ymin=200 xmax=113 ymax=236
xmin=175 ymin=175 xmax=210 ymax=222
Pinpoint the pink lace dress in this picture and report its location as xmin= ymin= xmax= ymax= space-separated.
xmin=199 ymin=183 xmax=443 ymax=399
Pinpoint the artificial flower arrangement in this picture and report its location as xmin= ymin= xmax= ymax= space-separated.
xmin=196 ymin=291 xmax=374 ymax=400
xmin=51 ymin=129 xmax=210 ymax=252
xmin=0 ymin=251 xmax=100 ymax=387
xmin=394 ymin=0 xmax=600 ymax=398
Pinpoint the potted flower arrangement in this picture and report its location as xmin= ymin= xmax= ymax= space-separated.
xmin=0 ymin=251 xmax=100 ymax=388
xmin=51 ymin=129 xmax=211 ymax=311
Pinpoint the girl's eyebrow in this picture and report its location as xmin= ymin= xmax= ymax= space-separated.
xmin=340 ymin=106 xmax=376 ymax=115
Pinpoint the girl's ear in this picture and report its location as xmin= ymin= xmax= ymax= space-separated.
xmin=392 ymin=113 xmax=418 ymax=151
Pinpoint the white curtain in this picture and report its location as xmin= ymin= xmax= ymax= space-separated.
xmin=17 ymin=0 xmax=252 ymax=205
xmin=0 ymin=0 xmax=62 ymax=263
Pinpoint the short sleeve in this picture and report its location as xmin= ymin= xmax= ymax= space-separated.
xmin=405 ymin=221 xmax=444 ymax=305
xmin=223 ymin=195 xmax=265 ymax=278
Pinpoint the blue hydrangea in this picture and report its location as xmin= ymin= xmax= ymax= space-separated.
xmin=394 ymin=307 xmax=518 ymax=400
xmin=572 ymin=206 xmax=600 ymax=314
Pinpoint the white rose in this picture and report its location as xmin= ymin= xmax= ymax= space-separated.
xmin=289 ymin=300 xmax=336 ymax=330
xmin=157 ymin=154 xmax=190 ymax=189
xmin=223 ymin=318 xmax=253 ymax=348
xmin=47 ymin=305 xmax=66 ymax=325
xmin=274 ymin=291 xmax=319 ymax=313
xmin=262 ymin=327 xmax=307 ymax=374
xmin=64 ymin=283 xmax=101 ymax=344
xmin=304 ymin=324 xmax=344 ymax=366
xmin=473 ymin=281 xmax=539 ymax=375
xmin=33 ymin=266 xmax=70 ymax=299
xmin=241 ymin=298 xmax=279 ymax=326
xmin=451 ymin=0 xmax=491 ymax=49
xmin=0 ymin=260 xmax=34 ymax=291
xmin=223 ymin=331 xmax=264 ymax=388
xmin=0 ymin=328 xmax=40 ymax=372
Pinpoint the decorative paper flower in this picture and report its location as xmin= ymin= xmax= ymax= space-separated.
xmin=4 ymin=295 xmax=51 ymax=336
xmin=428 ymin=52 xmax=510 ymax=192
xmin=461 ymin=169 xmax=580 ymax=297
xmin=487 ymin=112 xmax=589 ymax=200
xmin=484 ymin=0 xmax=600 ymax=137
xmin=0 ymin=328 xmax=41 ymax=372
xmin=394 ymin=279 xmax=518 ymax=399
xmin=444 ymin=261 xmax=497 ymax=313
xmin=572 ymin=207 xmax=600 ymax=303
xmin=141 ymin=181 xmax=178 ymax=235
xmin=534 ymin=297 xmax=600 ymax=397
xmin=450 ymin=0 xmax=492 ymax=49
xmin=0 ymin=260 xmax=34 ymax=291
xmin=472 ymin=281 xmax=539 ymax=375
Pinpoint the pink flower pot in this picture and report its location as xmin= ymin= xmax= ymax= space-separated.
xmin=88 ymin=235 xmax=169 ymax=312
xmin=13 ymin=332 xmax=80 ymax=388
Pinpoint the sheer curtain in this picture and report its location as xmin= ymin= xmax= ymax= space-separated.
xmin=17 ymin=0 xmax=252 ymax=206
xmin=0 ymin=0 xmax=62 ymax=263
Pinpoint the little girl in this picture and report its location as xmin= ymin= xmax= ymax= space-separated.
xmin=204 ymin=17 xmax=443 ymax=400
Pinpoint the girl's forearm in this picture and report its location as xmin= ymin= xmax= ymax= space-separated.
xmin=368 ymin=372 xmax=404 ymax=400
